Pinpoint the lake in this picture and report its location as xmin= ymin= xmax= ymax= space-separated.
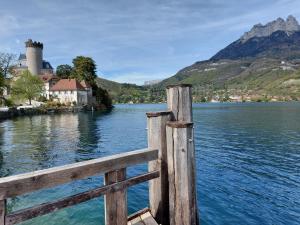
xmin=0 ymin=103 xmax=299 ymax=225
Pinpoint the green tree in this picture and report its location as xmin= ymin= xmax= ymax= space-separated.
xmin=72 ymin=56 xmax=97 ymax=83
xmin=0 ymin=53 xmax=16 ymax=78
xmin=11 ymin=70 xmax=44 ymax=105
xmin=56 ymin=64 xmax=73 ymax=79
xmin=95 ymin=87 xmax=112 ymax=107
xmin=0 ymin=70 xmax=4 ymax=95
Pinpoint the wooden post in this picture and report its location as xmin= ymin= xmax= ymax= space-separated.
xmin=0 ymin=199 xmax=6 ymax=225
xmin=166 ymin=84 xmax=199 ymax=225
xmin=166 ymin=122 xmax=198 ymax=225
xmin=104 ymin=169 xmax=127 ymax=225
xmin=166 ymin=84 xmax=193 ymax=122
xmin=146 ymin=111 xmax=171 ymax=225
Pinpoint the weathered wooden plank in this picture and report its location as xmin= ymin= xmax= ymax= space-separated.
xmin=0 ymin=200 xmax=6 ymax=225
xmin=128 ymin=210 xmax=158 ymax=225
xmin=0 ymin=148 xmax=158 ymax=200
xmin=130 ymin=216 xmax=144 ymax=225
xmin=140 ymin=212 xmax=158 ymax=225
xmin=5 ymin=171 xmax=159 ymax=225
xmin=147 ymin=111 xmax=171 ymax=225
xmin=166 ymin=122 xmax=199 ymax=225
xmin=104 ymin=169 xmax=127 ymax=225
xmin=127 ymin=208 xmax=150 ymax=221
xmin=166 ymin=84 xmax=193 ymax=122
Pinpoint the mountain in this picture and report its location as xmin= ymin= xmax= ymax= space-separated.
xmin=241 ymin=15 xmax=300 ymax=42
xmin=211 ymin=15 xmax=300 ymax=60
xmin=157 ymin=15 xmax=300 ymax=102
xmin=95 ymin=77 xmax=164 ymax=103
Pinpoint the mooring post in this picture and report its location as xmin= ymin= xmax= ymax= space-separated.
xmin=104 ymin=168 xmax=127 ymax=225
xmin=166 ymin=84 xmax=199 ymax=225
xmin=146 ymin=111 xmax=171 ymax=225
xmin=166 ymin=122 xmax=198 ymax=225
xmin=166 ymin=84 xmax=193 ymax=122
xmin=0 ymin=200 xmax=6 ymax=225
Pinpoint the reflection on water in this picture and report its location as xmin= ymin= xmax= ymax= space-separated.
xmin=0 ymin=103 xmax=299 ymax=225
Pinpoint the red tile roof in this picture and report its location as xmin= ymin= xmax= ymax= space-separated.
xmin=50 ymin=79 xmax=85 ymax=91
xmin=40 ymin=74 xmax=58 ymax=83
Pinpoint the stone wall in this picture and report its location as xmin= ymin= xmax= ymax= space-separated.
xmin=0 ymin=107 xmax=84 ymax=121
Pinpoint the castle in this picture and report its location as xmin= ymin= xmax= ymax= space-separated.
xmin=12 ymin=39 xmax=92 ymax=106
xmin=15 ymin=39 xmax=54 ymax=76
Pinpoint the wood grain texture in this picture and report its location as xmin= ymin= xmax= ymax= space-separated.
xmin=146 ymin=111 xmax=171 ymax=117
xmin=0 ymin=148 xmax=158 ymax=200
xmin=105 ymin=169 xmax=127 ymax=225
xmin=166 ymin=121 xmax=193 ymax=128
xmin=128 ymin=210 xmax=159 ymax=225
xmin=166 ymin=85 xmax=193 ymax=122
xmin=166 ymin=125 xmax=199 ymax=225
xmin=127 ymin=208 xmax=150 ymax=221
xmin=130 ymin=216 xmax=144 ymax=225
xmin=140 ymin=212 xmax=158 ymax=225
xmin=0 ymin=200 xmax=5 ymax=225
xmin=147 ymin=113 xmax=171 ymax=225
xmin=5 ymin=171 xmax=159 ymax=225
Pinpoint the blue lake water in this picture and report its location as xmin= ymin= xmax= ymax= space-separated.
xmin=0 ymin=103 xmax=299 ymax=225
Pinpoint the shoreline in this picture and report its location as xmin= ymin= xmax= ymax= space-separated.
xmin=114 ymin=100 xmax=300 ymax=105
xmin=0 ymin=106 xmax=112 ymax=121
xmin=0 ymin=107 xmax=81 ymax=121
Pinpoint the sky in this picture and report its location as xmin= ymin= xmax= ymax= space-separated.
xmin=1 ymin=0 xmax=300 ymax=84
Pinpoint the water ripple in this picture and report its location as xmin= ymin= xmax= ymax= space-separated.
xmin=0 ymin=103 xmax=299 ymax=224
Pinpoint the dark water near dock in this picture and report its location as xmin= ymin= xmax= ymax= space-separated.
xmin=0 ymin=103 xmax=299 ymax=225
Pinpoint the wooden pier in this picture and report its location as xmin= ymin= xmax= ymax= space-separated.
xmin=0 ymin=84 xmax=199 ymax=225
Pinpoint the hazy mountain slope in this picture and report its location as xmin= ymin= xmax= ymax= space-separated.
xmin=97 ymin=16 xmax=300 ymax=102
xmin=211 ymin=31 xmax=300 ymax=60
xmin=95 ymin=77 xmax=164 ymax=103
xmin=155 ymin=16 xmax=300 ymax=101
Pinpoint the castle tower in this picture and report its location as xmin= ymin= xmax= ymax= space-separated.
xmin=25 ymin=39 xmax=43 ymax=75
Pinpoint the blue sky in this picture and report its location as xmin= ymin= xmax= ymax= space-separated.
xmin=1 ymin=0 xmax=300 ymax=84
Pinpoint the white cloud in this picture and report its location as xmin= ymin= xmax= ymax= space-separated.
xmin=1 ymin=0 xmax=300 ymax=83
xmin=0 ymin=15 xmax=19 ymax=37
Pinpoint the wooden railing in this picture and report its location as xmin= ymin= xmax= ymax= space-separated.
xmin=0 ymin=84 xmax=200 ymax=225
xmin=0 ymin=148 xmax=159 ymax=225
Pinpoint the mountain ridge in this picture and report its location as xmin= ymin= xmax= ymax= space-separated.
xmin=155 ymin=15 xmax=300 ymax=102
xmin=100 ymin=15 xmax=300 ymax=103
xmin=240 ymin=15 xmax=300 ymax=42
xmin=211 ymin=15 xmax=300 ymax=61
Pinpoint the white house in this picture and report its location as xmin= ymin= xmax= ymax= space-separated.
xmin=49 ymin=79 xmax=91 ymax=105
xmin=80 ymin=80 xmax=93 ymax=104
xmin=40 ymin=74 xmax=60 ymax=99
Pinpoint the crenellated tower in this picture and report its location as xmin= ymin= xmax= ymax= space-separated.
xmin=25 ymin=39 xmax=43 ymax=75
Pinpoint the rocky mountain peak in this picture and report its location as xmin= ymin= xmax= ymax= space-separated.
xmin=286 ymin=15 xmax=299 ymax=30
xmin=240 ymin=15 xmax=300 ymax=42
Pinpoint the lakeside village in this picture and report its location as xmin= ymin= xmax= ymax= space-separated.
xmin=0 ymin=39 xmax=112 ymax=116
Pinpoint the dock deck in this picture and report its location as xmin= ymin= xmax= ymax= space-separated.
xmin=128 ymin=209 xmax=158 ymax=225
